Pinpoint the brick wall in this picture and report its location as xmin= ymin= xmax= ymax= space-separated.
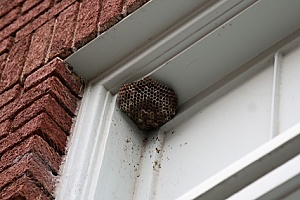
xmin=0 ymin=0 xmax=149 ymax=199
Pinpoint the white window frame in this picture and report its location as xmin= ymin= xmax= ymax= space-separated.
xmin=55 ymin=0 xmax=300 ymax=199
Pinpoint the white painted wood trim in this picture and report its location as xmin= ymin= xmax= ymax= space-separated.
xmin=56 ymin=0 xmax=300 ymax=199
xmin=269 ymin=52 xmax=282 ymax=139
xmin=66 ymin=0 xmax=258 ymax=82
xmin=228 ymin=154 xmax=300 ymax=200
xmin=66 ymin=0 xmax=300 ymax=107
xmin=55 ymin=83 xmax=114 ymax=200
xmin=176 ymin=122 xmax=300 ymax=200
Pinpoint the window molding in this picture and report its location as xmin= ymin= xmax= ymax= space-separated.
xmin=229 ymin=153 xmax=300 ymax=200
xmin=56 ymin=83 xmax=114 ymax=200
xmin=67 ymin=0 xmax=300 ymax=106
xmin=177 ymin=122 xmax=300 ymax=200
xmin=56 ymin=0 xmax=300 ymax=199
xmin=66 ymin=0 xmax=259 ymax=86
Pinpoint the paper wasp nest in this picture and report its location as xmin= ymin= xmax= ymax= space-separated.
xmin=118 ymin=77 xmax=178 ymax=130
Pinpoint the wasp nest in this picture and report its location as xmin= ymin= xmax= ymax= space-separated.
xmin=118 ymin=77 xmax=178 ymax=130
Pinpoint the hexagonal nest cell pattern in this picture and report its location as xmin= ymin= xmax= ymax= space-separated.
xmin=118 ymin=77 xmax=178 ymax=130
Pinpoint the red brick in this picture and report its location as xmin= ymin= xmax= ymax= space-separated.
xmin=0 ymin=36 xmax=31 ymax=94
xmin=0 ymin=120 xmax=11 ymax=140
xmin=0 ymin=0 xmax=24 ymax=18
xmin=0 ymin=153 xmax=56 ymax=194
xmin=49 ymin=2 xmax=79 ymax=60
xmin=0 ymin=175 xmax=51 ymax=200
xmin=25 ymin=57 xmax=84 ymax=97
xmin=123 ymin=0 xmax=149 ymax=15
xmin=16 ymin=0 xmax=77 ymax=42
xmin=74 ymin=0 xmax=101 ymax=49
xmin=0 ymin=0 xmax=53 ymax=42
xmin=0 ymin=37 xmax=14 ymax=55
xmin=43 ymin=77 xmax=79 ymax=115
xmin=0 ymin=135 xmax=61 ymax=174
xmin=0 ymin=113 xmax=67 ymax=155
xmin=0 ymin=77 xmax=78 ymax=123
xmin=0 ymin=53 xmax=8 ymax=80
xmin=22 ymin=0 xmax=44 ymax=14
xmin=13 ymin=94 xmax=72 ymax=132
xmin=0 ymin=100 xmax=19 ymax=124
xmin=0 ymin=7 xmax=20 ymax=31
xmin=0 ymin=84 xmax=21 ymax=109
xmin=22 ymin=19 xmax=55 ymax=77
xmin=99 ymin=0 xmax=123 ymax=33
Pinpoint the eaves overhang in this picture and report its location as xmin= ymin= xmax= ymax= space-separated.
xmin=66 ymin=0 xmax=300 ymax=107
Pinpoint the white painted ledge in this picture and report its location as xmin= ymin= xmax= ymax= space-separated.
xmin=229 ymin=154 xmax=300 ymax=200
xmin=176 ymin=122 xmax=300 ymax=200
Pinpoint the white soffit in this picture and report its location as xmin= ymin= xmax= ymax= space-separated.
xmin=66 ymin=0 xmax=300 ymax=106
